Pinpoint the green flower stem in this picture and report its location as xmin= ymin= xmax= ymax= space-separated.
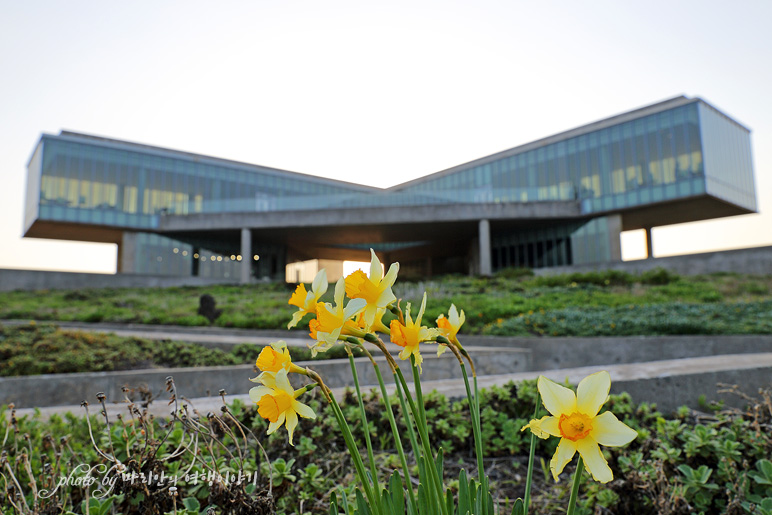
xmin=523 ymin=393 xmax=540 ymax=515
xmin=459 ymin=364 xmax=484 ymax=483
xmin=347 ymin=352 xmax=380 ymax=493
xmin=326 ymin=388 xmax=381 ymax=514
xmin=395 ymin=366 xmax=449 ymax=515
xmin=566 ymin=457 xmax=585 ymax=515
xmin=393 ymin=371 xmax=421 ymax=463
xmin=372 ymin=361 xmax=418 ymax=515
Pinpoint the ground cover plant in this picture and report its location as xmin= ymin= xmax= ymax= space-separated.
xmin=1 ymin=269 xmax=771 ymax=337
xmin=2 ymin=380 xmax=771 ymax=514
xmin=0 ymin=323 xmax=362 ymax=377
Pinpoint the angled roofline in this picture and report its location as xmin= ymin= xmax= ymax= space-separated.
xmin=388 ymin=95 xmax=699 ymax=191
xmin=39 ymin=130 xmax=380 ymax=192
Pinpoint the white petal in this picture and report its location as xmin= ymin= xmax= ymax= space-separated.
xmin=334 ymin=277 xmax=345 ymax=307
xmin=343 ymin=298 xmax=367 ymax=320
xmin=415 ymin=293 xmax=427 ymax=326
xmin=369 ymin=249 xmax=383 ymax=282
xmin=287 ymin=310 xmax=305 ymax=329
xmin=312 ymin=269 xmax=328 ymax=296
xmin=382 ymin=262 xmax=399 ymax=288
xmin=577 ymin=371 xmax=610 ymax=417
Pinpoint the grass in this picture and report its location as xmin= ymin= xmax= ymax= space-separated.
xmin=2 ymin=268 xmax=770 ymax=337
xmin=0 ymin=323 xmax=363 ymax=377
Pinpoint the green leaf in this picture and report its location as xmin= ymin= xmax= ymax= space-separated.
xmin=182 ymin=497 xmax=200 ymax=513
xmin=389 ymin=472 xmax=406 ymax=515
xmin=356 ymin=488 xmax=371 ymax=515
xmin=511 ymin=498 xmax=525 ymax=515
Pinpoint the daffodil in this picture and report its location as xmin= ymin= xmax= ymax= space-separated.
xmin=287 ymin=269 xmax=328 ymax=329
xmin=250 ymin=341 xmax=307 ymax=387
xmin=436 ymin=304 xmax=465 ymax=356
xmin=390 ymin=293 xmax=437 ymax=372
xmin=249 ymin=369 xmax=316 ymax=445
xmin=522 ymin=371 xmax=637 ymax=483
xmin=308 ymin=278 xmax=366 ymax=356
xmin=345 ymin=250 xmax=399 ymax=329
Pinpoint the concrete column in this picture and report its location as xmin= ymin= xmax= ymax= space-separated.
xmin=606 ymin=214 xmax=623 ymax=261
xmin=118 ymin=232 xmax=137 ymax=274
xmin=479 ymin=219 xmax=492 ymax=276
xmin=645 ymin=227 xmax=654 ymax=259
xmin=240 ymin=228 xmax=252 ymax=284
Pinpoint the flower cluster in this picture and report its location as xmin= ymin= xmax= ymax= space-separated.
xmin=248 ymin=341 xmax=315 ymax=445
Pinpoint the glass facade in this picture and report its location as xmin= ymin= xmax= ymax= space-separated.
xmin=24 ymin=97 xmax=756 ymax=276
xmin=698 ymin=102 xmax=756 ymax=211
xmin=396 ymin=102 xmax=710 ymax=215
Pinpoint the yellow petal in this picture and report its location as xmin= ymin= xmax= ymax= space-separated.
xmin=285 ymin=410 xmax=299 ymax=446
xmin=521 ymin=415 xmax=553 ymax=439
xmin=293 ymin=400 xmax=316 ymax=419
xmin=576 ymin=437 xmax=613 ymax=483
xmin=538 ymin=376 xmax=577 ymax=417
xmin=576 ymin=371 xmax=610 ymax=416
xmin=591 ymin=412 xmax=638 ymax=447
xmin=550 ymin=437 xmax=577 ymax=482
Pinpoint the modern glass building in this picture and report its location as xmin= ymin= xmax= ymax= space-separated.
xmin=23 ymin=96 xmax=756 ymax=281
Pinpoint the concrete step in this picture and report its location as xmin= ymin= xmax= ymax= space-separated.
xmin=11 ymin=352 xmax=772 ymax=421
xmin=0 ymin=346 xmax=531 ymax=409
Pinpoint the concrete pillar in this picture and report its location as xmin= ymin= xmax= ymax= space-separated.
xmin=645 ymin=227 xmax=654 ymax=259
xmin=240 ymin=228 xmax=252 ymax=284
xmin=118 ymin=232 xmax=137 ymax=274
xmin=606 ymin=214 xmax=623 ymax=261
xmin=479 ymin=219 xmax=492 ymax=276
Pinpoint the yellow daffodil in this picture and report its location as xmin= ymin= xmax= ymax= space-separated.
xmin=249 ymin=369 xmax=316 ymax=445
xmin=390 ymin=293 xmax=437 ymax=372
xmin=522 ymin=371 xmax=637 ymax=483
xmin=249 ymin=341 xmax=307 ymax=387
xmin=345 ymin=250 xmax=399 ymax=329
xmin=436 ymin=304 xmax=465 ymax=356
xmin=308 ymin=278 xmax=366 ymax=356
xmin=287 ymin=269 xmax=328 ymax=329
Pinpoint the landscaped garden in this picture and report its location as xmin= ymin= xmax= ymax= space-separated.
xmin=2 ymin=266 xmax=772 ymax=514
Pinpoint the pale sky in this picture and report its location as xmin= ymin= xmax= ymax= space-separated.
xmin=1 ymin=1 xmax=771 ymax=273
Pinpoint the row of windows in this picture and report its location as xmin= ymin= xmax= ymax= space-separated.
xmin=37 ymin=139 xmax=366 ymax=222
xmin=492 ymin=217 xmax=614 ymax=270
xmin=401 ymin=104 xmax=706 ymax=212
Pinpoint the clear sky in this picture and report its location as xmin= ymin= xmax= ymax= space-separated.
xmin=1 ymin=1 xmax=770 ymax=273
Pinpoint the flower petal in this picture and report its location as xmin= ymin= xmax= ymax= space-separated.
xmin=334 ymin=277 xmax=345 ymax=307
xmin=311 ymin=269 xmax=328 ymax=297
xmin=415 ymin=293 xmax=427 ymax=326
xmin=591 ymin=411 xmax=638 ymax=447
xmin=538 ymin=376 xmax=577 ymax=417
xmin=550 ymin=438 xmax=577 ymax=482
xmin=274 ymin=370 xmax=293 ymax=395
xmin=382 ymin=261 xmax=399 ymax=288
xmin=369 ymin=249 xmax=383 ymax=282
xmin=521 ymin=415 xmax=555 ymax=439
xmin=248 ymin=386 xmax=271 ymax=403
xmin=285 ymin=410 xmax=299 ymax=446
xmin=576 ymin=437 xmax=613 ymax=483
xmin=540 ymin=416 xmax=561 ymax=437
xmin=576 ymin=371 xmax=610 ymax=416
xmin=293 ymin=400 xmax=316 ymax=419
xmin=287 ymin=310 xmax=305 ymax=329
